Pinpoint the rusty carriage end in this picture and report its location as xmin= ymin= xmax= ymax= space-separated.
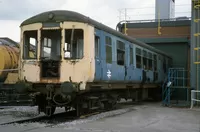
xmin=14 ymin=80 xmax=80 ymax=116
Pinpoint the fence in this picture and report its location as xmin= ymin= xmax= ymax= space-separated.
xmin=190 ymin=90 xmax=200 ymax=109
xmin=162 ymin=68 xmax=191 ymax=107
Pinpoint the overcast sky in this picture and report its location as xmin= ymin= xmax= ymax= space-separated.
xmin=0 ymin=0 xmax=191 ymax=42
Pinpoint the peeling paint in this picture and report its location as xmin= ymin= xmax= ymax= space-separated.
xmin=19 ymin=22 xmax=95 ymax=90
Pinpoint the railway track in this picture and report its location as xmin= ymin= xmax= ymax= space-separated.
xmin=0 ymin=110 xmax=78 ymax=126
xmin=0 ymin=101 xmax=136 ymax=127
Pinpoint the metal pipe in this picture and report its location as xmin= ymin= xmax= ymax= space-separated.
xmin=0 ymin=69 xmax=18 ymax=72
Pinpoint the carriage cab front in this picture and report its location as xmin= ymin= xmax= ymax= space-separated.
xmin=17 ymin=11 xmax=96 ymax=94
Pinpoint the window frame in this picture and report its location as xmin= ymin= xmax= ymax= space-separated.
xmin=64 ymin=28 xmax=84 ymax=60
xmin=116 ymin=40 xmax=125 ymax=66
xmin=135 ymin=47 xmax=142 ymax=69
xmin=105 ymin=36 xmax=112 ymax=64
xmin=142 ymin=49 xmax=148 ymax=70
xmin=129 ymin=45 xmax=133 ymax=65
xmin=23 ymin=30 xmax=38 ymax=60
xmin=95 ymin=35 xmax=100 ymax=58
xmin=148 ymin=52 xmax=153 ymax=71
xmin=40 ymin=29 xmax=62 ymax=60
xmin=153 ymin=53 xmax=158 ymax=71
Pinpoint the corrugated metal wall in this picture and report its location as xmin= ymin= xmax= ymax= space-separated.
xmin=149 ymin=43 xmax=189 ymax=69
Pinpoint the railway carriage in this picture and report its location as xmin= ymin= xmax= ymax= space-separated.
xmin=15 ymin=10 xmax=172 ymax=116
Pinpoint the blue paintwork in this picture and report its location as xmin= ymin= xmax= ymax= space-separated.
xmin=93 ymin=28 xmax=168 ymax=83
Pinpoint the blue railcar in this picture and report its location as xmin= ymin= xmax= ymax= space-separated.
xmin=94 ymin=28 xmax=170 ymax=83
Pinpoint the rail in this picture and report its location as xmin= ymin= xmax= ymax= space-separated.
xmin=190 ymin=90 xmax=200 ymax=109
xmin=117 ymin=17 xmax=191 ymax=24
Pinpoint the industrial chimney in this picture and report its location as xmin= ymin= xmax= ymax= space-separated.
xmin=155 ymin=0 xmax=175 ymax=20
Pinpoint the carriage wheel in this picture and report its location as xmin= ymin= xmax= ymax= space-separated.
xmin=44 ymin=106 xmax=56 ymax=116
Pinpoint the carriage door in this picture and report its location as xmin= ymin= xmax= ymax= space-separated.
xmin=94 ymin=29 xmax=102 ymax=80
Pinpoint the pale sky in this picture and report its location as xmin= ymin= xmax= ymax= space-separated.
xmin=0 ymin=0 xmax=191 ymax=42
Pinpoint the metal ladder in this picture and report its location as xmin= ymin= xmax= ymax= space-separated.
xmin=162 ymin=68 xmax=190 ymax=106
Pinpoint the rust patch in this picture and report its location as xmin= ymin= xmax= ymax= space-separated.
xmin=40 ymin=78 xmax=60 ymax=83
xmin=87 ymin=82 xmax=159 ymax=90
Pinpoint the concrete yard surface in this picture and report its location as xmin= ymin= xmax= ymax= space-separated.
xmin=0 ymin=102 xmax=199 ymax=132
xmin=62 ymin=103 xmax=200 ymax=132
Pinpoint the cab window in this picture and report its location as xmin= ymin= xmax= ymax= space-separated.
xmin=23 ymin=30 xmax=37 ymax=59
xmin=64 ymin=29 xmax=84 ymax=59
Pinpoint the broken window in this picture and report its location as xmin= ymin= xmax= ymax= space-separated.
xmin=64 ymin=29 xmax=84 ymax=59
xmin=23 ymin=30 xmax=37 ymax=59
xmin=106 ymin=36 xmax=112 ymax=63
xmin=136 ymin=48 xmax=142 ymax=68
xmin=40 ymin=29 xmax=61 ymax=60
xmin=117 ymin=40 xmax=125 ymax=66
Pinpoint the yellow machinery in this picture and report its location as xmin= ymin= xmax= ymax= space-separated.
xmin=0 ymin=39 xmax=35 ymax=105
xmin=0 ymin=42 xmax=35 ymax=84
xmin=0 ymin=44 xmax=19 ymax=83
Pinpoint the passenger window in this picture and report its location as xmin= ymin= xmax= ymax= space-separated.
xmin=23 ymin=30 xmax=37 ymax=59
xmin=148 ymin=52 xmax=153 ymax=70
xmin=130 ymin=47 xmax=133 ymax=65
xmin=117 ymin=40 xmax=125 ymax=65
xmin=64 ymin=29 xmax=84 ymax=59
xmin=105 ymin=36 xmax=112 ymax=63
xmin=136 ymin=48 xmax=141 ymax=68
xmin=95 ymin=36 xmax=100 ymax=58
xmin=153 ymin=54 xmax=157 ymax=71
xmin=143 ymin=50 xmax=148 ymax=70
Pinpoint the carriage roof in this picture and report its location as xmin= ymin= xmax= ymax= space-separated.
xmin=21 ymin=10 xmax=172 ymax=58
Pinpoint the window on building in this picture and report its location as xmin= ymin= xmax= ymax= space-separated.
xmin=143 ymin=50 xmax=148 ymax=70
xmin=105 ymin=36 xmax=112 ymax=63
xmin=153 ymin=54 xmax=157 ymax=71
xmin=64 ymin=29 xmax=84 ymax=59
xmin=148 ymin=52 xmax=153 ymax=70
xmin=136 ymin=48 xmax=142 ymax=68
xmin=117 ymin=40 xmax=125 ymax=65
xmin=130 ymin=47 xmax=133 ymax=65
xmin=95 ymin=36 xmax=100 ymax=58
